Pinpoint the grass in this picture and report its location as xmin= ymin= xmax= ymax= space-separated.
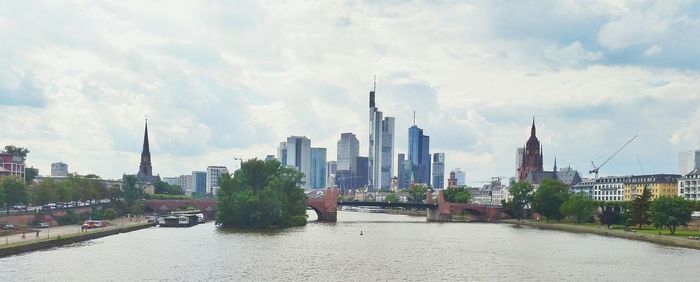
xmin=535 ymin=221 xmax=700 ymax=238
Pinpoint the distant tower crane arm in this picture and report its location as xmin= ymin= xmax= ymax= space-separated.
xmin=589 ymin=134 xmax=638 ymax=177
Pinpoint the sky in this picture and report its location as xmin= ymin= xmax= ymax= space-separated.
xmin=1 ymin=0 xmax=700 ymax=185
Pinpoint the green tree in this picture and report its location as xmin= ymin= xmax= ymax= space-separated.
xmin=443 ymin=186 xmax=472 ymax=203
xmin=0 ymin=177 xmax=29 ymax=212
xmin=651 ymin=196 xmax=693 ymax=235
xmin=406 ymin=184 xmax=428 ymax=202
xmin=2 ymin=145 xmax=29 ymax=159
xmin=385 ymin=193 xmax=399 ymax=203
xmin=600 ymin=205 xmax=623 ymax=228
xmin=24 ymin=167 xmax=39 ymax=185
xmin=154 ymin=181 xmax=184 ymax=195
xmin=121 ymin=175 xmax=144 ymax=211
xmin=216 ymin=159 xmax=308 ymax=228
xmin=560 ymin=192 xmax=594 ymax=224
xmin=31 ymin=179 xmax=58 ymax=206
xmin=532 ymin=179 xmax=570 ymax=222
xmin=103 ymin=208 xmax=118 ymax=220
xmin=508 ymin=181 xmax=534 ymax=220
xmin=628 ymin=187 xmax=652 ymax=229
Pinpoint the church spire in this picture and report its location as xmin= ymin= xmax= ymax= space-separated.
xmin=553 ymin=157 xmax=557 ymax=172
xmin=531 ymin=116 xmax=536 ymax=137
xmin=142 ymin=119 xmax=150 ymax=156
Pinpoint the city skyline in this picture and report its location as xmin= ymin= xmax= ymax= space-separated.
xmin=2 ymin=1 xmax=700 ymax=185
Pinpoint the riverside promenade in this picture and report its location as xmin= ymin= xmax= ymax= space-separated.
xmin=0 ymin=217 xmax=153 ymax=258
xmin=504 ymin=219 xmax=700 ymax=250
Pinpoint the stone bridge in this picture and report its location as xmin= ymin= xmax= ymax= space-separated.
xmin=142 ymin=188 xmax=501 ymax=223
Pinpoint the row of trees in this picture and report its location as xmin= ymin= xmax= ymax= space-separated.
xmin=504 ymin=179 xmax=696 ymax=235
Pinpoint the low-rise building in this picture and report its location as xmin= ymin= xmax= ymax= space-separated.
xmin=571 ymin=178 xmax=595 ymax=198
xmin=0 ymin=153 xmax=25 ymax=180
xmin=593 ymin=176 xmax=627 ymax=202
xmin=623 ymin=174 xmax=681 ymax=201
xmin=678 ymin=169 xmax=700 ymax=201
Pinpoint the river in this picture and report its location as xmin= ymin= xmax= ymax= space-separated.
xmin=1 ymin=211 xmax=699 ymax=281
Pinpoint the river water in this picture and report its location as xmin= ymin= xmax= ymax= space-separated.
xmin=1 ymin=211 xmax=699 ymax=281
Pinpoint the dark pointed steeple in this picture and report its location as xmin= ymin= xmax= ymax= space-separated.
xmin=531 ymin=116 xmax=536 ymax=137
xmin=138 ymin=119 xmax=153 ymax=178
xmin=553 ymin=157 xmax=558 ymax=172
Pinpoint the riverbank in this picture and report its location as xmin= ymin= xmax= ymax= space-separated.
xmin=0 ymin=221 xmax=153 ymax=258
xmin=384 ymin=209 xmax=426 ymax=217
xmin=503 ymin=219 xmax=700 ymax=250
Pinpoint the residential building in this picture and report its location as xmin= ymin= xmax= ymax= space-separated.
xmin=206 ymin=166 xmax=228 ymax=195
xmin=179 ymin=174 xmax=193 ymax=195
xmin=264 ymin=155 xmax=276 ymax=162
xmin=162 ymin=177 xmax=180 ymax=186
xmin=432 ymin=153 xmax=445 ymax=189
xmin=593 ymin=176 xmax=627 ymax=202
xmin=368 ymin=82 xmax=395 ymax=190
xmin=571 ymin=178 xmax=595 ymax=198
xmin=408 ymin=124 xmax=430 ymax=185
xmin=192 ymin=171 xmax=207 ymax=195
xmin=0 ymin=153 xmax=25 ymax=180
xmin=679 ymin=168 xmax=700 ymax=201
xmin=517 ymin=118 xmax=543 ymax=182
xmin=51 ymin=162 xmax=68 ymax=177
xmin=624 ymin=174 xmax=681 ymax=201
xmin=285 ymin=136 xmax=312 ymax=189
xmin=679 ymin=150 xmax=700 ymax=175
xmin=337 ymin=133 xmax=359 ymax=171
xmin=310 ymin=148 xmax=327 ymax=189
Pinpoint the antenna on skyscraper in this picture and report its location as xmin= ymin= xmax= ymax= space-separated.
xmin=413 ymin=110 xmax=416 ymax=126
xmin=373 ymin=75 xmax=376 ymax=92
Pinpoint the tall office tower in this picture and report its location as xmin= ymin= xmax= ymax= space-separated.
xmin=277 ymin=142 xmax=288 ymax=165
xmin=206 ymin=166 xmax=228 ymax=195
xmin=337 ymin=133 xmax=360 ymax=171
xmin=368 ymin=81 xmax=395 ymax=190
xmin=326 ymin=161 xmax=337 ymax=187
xmin=453 ymin=168 xmax=466 ymax=186
xmin=51 ymin=162 xmax=68 ymax=177
xmin=310 ymin=148 xmax=327 ymax=189
xmin=679 ymin=150 xmax=700 ymax=175
xmin=397 ymin=153 xmax=408 ymax=189
xmin=515 ymin=147 xmax=524 ymax=179
xmin=285 ymin=136 xmax=312 ymax=189
xmin=191 ymin=171 xmax=207 ymax=195
xmin=380 ymin=117 xmax=395 ymax=189
xmin=352 ymin=156 xmax=369 ymax=188
xmin=432 ymin=153 xmax=445 ymax=189
xmin=408 ymin=124 xmax=431 ymax=185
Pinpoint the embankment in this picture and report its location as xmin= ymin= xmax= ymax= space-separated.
xmin=503 ymin=219 xmax=700 ymax=251
xmin=0 ymin=223 xmax=153 ymax=258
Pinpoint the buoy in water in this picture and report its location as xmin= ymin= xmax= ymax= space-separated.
xmin=360 ymin=230 xmax=363 ymax=235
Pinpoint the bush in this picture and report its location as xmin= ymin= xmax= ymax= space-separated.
xmin=56 ymin=210 xmax=80 ymax=225
xmin=103 ymin=208 xmax=118 ymax=220
xmin=287 ymin=215 xmax=307 ymax=227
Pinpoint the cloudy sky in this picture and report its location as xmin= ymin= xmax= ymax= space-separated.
xmin=2 ymin=0 xmax=700 ymax=184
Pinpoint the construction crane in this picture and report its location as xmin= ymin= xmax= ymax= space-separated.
xmin=589 ymin=134 xmax=638 ymax=179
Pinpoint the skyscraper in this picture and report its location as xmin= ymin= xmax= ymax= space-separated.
xmin=277 ymin=142 xmax=288 ymax=165
xmin=408 ymin=125 xmax=430 ymax=185
xmin=368 ymin=81 xmax=395 ymax=190
xmin=326 ymin=161 xmax=337 ymax=187
xmin=285 ymin=136 xmax=312 ymax=189
xmin=517 ymin=118 xmax=544 ymax=181
xmin=337 ymin=133 xmax=360 ymax=171
xmin=515 ymin=147 xmax=524 ymax=179
xmin=679 ymin=150 xmax=700 ymax=175
xmin=310 ymin=147 xmax=327 ymax=189
xmin=397 ymin=153 xmax=410 ymax=189
xmin=453 ymin=168 xmax=466 ymax=186
xmin=192 ymin=171 xmax=207 ymax=195
xmin=432 ymin=153 xmax=445 ymax=189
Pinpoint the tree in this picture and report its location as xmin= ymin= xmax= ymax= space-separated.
xmin=443 ymin=186 xmax=472 ymax=203
xmin=385 ymin=193 xmax=399 ymax=203
xmin=532 ymin=178 xmax=570 ymax=222
xmin=31 ymin=179 xmax=58 ymax=206
xmin=121 ymin=175 xmax=144 ymax=211
xmin=2 ymin=145 xmax=29 ymax=159
xmin=651 ymin=196 xmax=693 ymax=235
xmin=560 ymin=192 xmax=594 ymax=224
xmin=406 ymin=184 xmax=428 ymax=202
xmin=154 ymin=181 xmax=185 ymax=195
xmin=508 ymin=181 xmax=534 ymax=220
xmin=628 ymin=187 xmax=652 ymax=229
xmin=24 ymin=167 xmax=39 ymax=185
xmin=0 ymin=177 xmax=29 ymax=212
xmin=216 ymin=159 xmax=308 ymax=228
xmin=600 ymin=205 xmax=622 ymax=229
